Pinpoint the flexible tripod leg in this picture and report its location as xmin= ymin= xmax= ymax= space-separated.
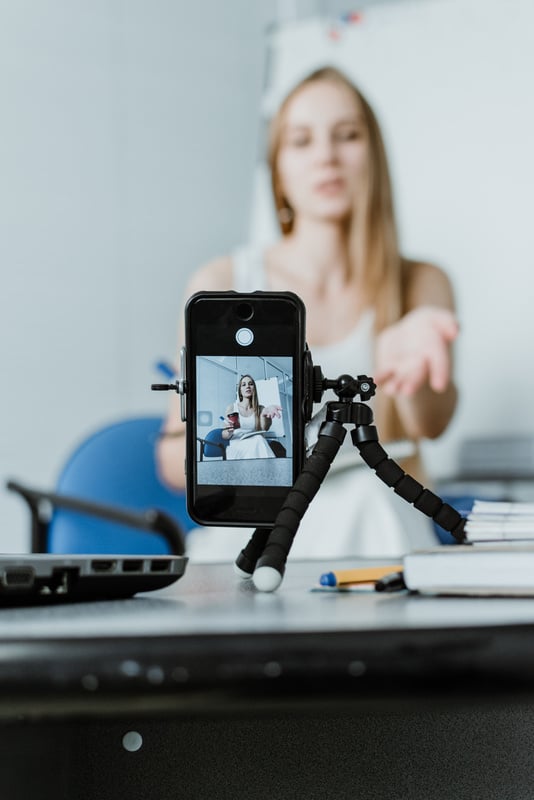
xmin=251 ymin=421 xmax=346 ymax=592
xmin=235 ymin=384 xmax=467 ymax=593
xmin=352 ymin=425 xmax=466 ymax=542
xmin=234 ymin=528 xmax=272 ymax=577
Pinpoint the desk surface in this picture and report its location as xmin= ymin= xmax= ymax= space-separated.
xmin=2 ymin=558 xmax=534 ymax=709
xmin=5 ymin=560 xmax=534 ymax=799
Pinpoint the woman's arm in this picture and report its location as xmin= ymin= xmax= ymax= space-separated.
xmin=259 ymin=404 xmax=283 ymax=431
xmin=374 ymin=262 xmax=459 ymax=440
xmin=259 ymin=406 xmax=272 ymax=431
xmin=156 ymin=256 xmax=234 ymax=489
xmin=221 ymin=404 xmax=237 ymax=440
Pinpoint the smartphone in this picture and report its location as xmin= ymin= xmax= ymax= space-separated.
xmin=183 ymin=291 xmax=307 ymax=527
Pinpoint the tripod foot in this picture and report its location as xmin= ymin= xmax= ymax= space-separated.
xmin=234 ymin=528 xmax=272 ymax=577
xmin=233 ymin=561 xmax=253 ymax=579
xmin=252 ymin=566 xmax=283 ymax=593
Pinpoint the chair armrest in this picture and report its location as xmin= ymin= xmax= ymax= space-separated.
xmin=196 ymin=437 xmax=227 ymax=461
xmin=6 ymin=480 xmax=185 ymax=555
xmin=196 ymin=437 xmax=226 ymax=449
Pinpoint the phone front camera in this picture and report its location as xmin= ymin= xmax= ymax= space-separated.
xmin=235 ymin=302 xmax=254 ymax=321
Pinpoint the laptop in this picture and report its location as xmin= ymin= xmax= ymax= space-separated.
xmin=0 ymin=553 xmax=187 ymax=606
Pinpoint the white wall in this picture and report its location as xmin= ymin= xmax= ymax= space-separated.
xmin=0 ymin=0 xmax=268 ymax=550
xmin=253 ymin=0 xmax=534 ymax=480
xmin=2 ymin=0 xmax=532 ymax=551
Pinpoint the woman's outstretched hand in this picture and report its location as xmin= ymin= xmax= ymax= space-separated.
xmin=375 ymin=307 xmax=459 ymax=397
xmin=261 ymin=405 xmax=282 ymax=419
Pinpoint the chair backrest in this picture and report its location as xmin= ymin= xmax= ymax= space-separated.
xmin=48 ymin=416 xmax=195 ymax=554
xmin=201 ymin=428 xmax=229 ymax=459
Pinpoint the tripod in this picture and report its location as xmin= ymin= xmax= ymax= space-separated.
xmin=235 ymin=372 xmax=467 ymax=592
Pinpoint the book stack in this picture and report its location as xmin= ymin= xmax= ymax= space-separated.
xmin=463 ymin=500 xmax=534 ymax=543
xmin=403 ymin=500 xmax=534 ymax=596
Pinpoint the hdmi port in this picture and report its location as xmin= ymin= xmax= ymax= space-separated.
xmin=91 ymin=559 xmax=117 ymax=573
xmin=150 ymin=559 xmax=171 ymax=573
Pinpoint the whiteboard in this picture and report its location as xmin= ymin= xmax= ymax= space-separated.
xmin=249 ymin=0 xmax=534 ymax=478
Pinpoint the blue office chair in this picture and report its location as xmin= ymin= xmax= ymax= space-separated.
xmin=7 ymin=416 xmax=195 ymax=555
xmin=197 ymin=428 xmax=229 ymax=460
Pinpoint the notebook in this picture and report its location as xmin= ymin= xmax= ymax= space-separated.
xmin=0 ymin=553 xmax=187 ymax=606
xmin=403 ymin=544 xmax=534 ymax=596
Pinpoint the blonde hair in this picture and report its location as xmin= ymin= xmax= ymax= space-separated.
xmin=267 ymin=66 xmax=408 ymax=441
xmin=237 ymin=374 xmax=262 ymax=430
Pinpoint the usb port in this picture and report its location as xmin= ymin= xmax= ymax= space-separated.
xmin=122 ymin=559 xmax=143 ymax=573
xmin=149 ymin=559 xmax=171 ymax=573
xmin=90 ymin=559 xmax=117 ymax=573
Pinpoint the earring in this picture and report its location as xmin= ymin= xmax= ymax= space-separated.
xmin=278 ymin=205 xmax=293 ymax=225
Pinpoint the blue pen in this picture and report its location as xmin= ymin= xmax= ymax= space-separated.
xmin=155 ymin=360 xmax=175 ymax=380
xmin=319 ymin=572 xmax=338 ymax=587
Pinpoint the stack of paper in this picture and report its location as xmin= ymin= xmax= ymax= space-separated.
xmin=464 ymin=500 xmax=534 ymax=543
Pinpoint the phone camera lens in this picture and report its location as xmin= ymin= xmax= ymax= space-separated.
xmin=235 ymin=302 xmax=254 ymax=322
xmin=235 ymin=327 xmax=254 ymax=346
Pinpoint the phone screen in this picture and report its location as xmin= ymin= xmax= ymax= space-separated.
xmin=185 ymin=292 xmax=306 ymax=526
xmin=196 ymin=355 xmax=294 ymax=486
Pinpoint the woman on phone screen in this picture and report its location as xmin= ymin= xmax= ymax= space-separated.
xmin=223 ymin=374 xmax=282 ymax=460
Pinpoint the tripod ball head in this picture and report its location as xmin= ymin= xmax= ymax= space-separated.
xmin=323 ymin=374 xmax=377 ymax=402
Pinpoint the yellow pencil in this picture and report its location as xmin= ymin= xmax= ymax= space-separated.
xmin=319 ymin=565 xmax=403 ymax=587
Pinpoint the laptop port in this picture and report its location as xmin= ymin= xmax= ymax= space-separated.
xmin=149 ymin=559 xmax=171 ymax=573
xmin=2 ymin=567 xmax=35 ymax=589
xmin=90 ymin=559 xmax=118 ymax=573
xmin=50 ymin=567 xmax=80 ymax=594
xmin=122 ymin=559 xmax=143 ymax=572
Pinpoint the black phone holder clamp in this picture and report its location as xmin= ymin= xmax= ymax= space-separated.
xmin=235 ymin=367 xmax=467 ymax=593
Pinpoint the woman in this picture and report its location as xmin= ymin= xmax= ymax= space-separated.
xmin=223 ymin=375 xmax=282 ymax=460
xmin=158 ymin=66 xmax=458 ymax=559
